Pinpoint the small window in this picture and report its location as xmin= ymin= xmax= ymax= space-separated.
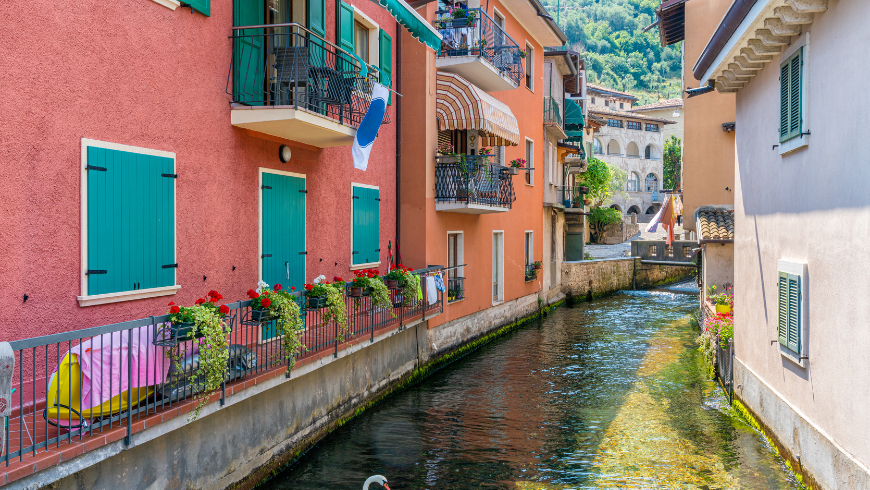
xmin=620 ymin=102 xmax=624 ymax=109
xmin=626 ymin=121 xmax=642 ymax=130
xmin=645 ymin=144 xmax=653 ymax=159
xmin=351 ymin=184 xmax=380 ymax=266
xmin=593 ymin=138 xmax=603 ymax=155
xmin=525 ymin=138 xmax=534 ymax=185
xmin=354 ymin=21 xmax=369 ymax=63
xmin=645 ymin=123 xmax=659 ymax=132
xmin=778 ymin=270 xmax=802 ymax=356
xmin=524 ymin=231 xmax=534 ymax=281
xmin=525 ymin=43 xmax=534 ymax=90
xmin=492 ymin=232 xmax=504 ymax=303
xmin=80 ymin=140 xmax=178 ymax=306
xmin=604 ymin=99 xmax=609 ymax=107
xmin=780 ymin=47 xmax=803 ymax=143
xmin=627 ymin=172 xmax=641 ymax=192
xmin=591 ymin=97 xmax=596 ymax=104
xmin=447 ymin=232 xmax=465 ymax=303
xmin=608 ymin=119 xmax=623 ymax=128
xmin=645 ymin=173 xmax=658 ymax=193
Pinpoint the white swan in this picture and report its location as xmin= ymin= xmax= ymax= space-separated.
xmin=363 ymin=475 xmax=389 ymax=490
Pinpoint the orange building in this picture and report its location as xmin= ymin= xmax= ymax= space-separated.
xmin=399 ymin=0 xmax=566 ymax=332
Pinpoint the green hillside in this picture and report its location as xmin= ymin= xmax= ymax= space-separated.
xmin=545 ymin=0 xmax=682 ymax=105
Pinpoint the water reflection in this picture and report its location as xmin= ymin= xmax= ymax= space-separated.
xmin=260 ymin=288 xmax=800 ymax=489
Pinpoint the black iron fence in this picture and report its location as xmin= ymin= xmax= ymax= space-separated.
xmin=2 ymin=267 xmax=443 ymax=467
xmin=228 ymin=23 xmax=375 ymax=128
xmin=432 ymin=9 xmax=524 ymax=87
xmin=447 ymin=277 xmax=465 ymax=303
xmin=716 ymin=339 xmax=734 ymax=403
xmin=435 ymin=156 xmax=515 ymax=209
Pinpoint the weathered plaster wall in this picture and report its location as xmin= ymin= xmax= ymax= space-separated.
xmin=702 ymin=243 xmax=733 ymax=293
xmin=734 ymin=0 xmax=870 ymax=480
xmin=0 ymin=0 xmax=398 ymax=340
xmin=681 ymin=0 xmax=735 ymax=231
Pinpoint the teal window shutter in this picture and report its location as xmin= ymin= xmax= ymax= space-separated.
xmin=779 ymin=48 xmax=802 ymax=143
xmin=261 ymin=173 xmax=306 ymax=290
xmin=185 ymin=0 xmax=210 ymax=16
xmin=379 ymin=30 xmax=393 ymax=104
xmin=777 ymin=271 xmax=801 ymax=354
xmin=371 ymin=188 xmax=380 ymax=264
xmin=233 ymin=0 xmax=265 ymax=105
xmin=351 ymin=186 xmax=380 ymax=265
xmin=338 ymin=1 xmax=355 ymax=55
xmin=87 ymin=147 xmax=175 ymax=296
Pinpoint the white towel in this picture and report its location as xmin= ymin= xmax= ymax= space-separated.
xmin=426 ymin=276 xmax=438 ymax=305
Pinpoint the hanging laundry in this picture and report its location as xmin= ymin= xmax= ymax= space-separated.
xmin=426 ymin=275 xmax=438 ymax=305
xmin=434 ymin=273 xmax=446 ymax=293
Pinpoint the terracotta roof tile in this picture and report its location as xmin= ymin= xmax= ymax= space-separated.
xmin=696 ymin=206 xmax=734 ymax=240
xmin=588 ymin=106 xmax=677 ymax=125
xmin=631 ymin=98 xmax=683 ymax=112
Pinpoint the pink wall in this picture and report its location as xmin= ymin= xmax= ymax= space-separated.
xmin=0 ymin=0 xmax=397 ymax=340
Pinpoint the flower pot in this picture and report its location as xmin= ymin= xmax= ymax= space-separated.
xmin=349 ymin=286 xmax=364 ymax=298
xmin=364 ymin=287 xmax=374 ymax=296
xmin=715 ymin=304 xmax=732 ymax=314
xmin=578 ymin=185 xmax=589 ymax=194
xmin=251 ymin=308 xmax=276 ymax=322
xmin=385 ymin=279 xmax=400 ymax=290
xmin=507 ymin=167 xmax=519 ymax=175
xmin=437 ymin=155 xmax=462 ymax=164
xmin=583 ymin=199 xmax=591 ymax=205
xmin=451 ymin=17 xmax=469 ymax=27
xmin=306 ymin=296 xmax=327 ymax=309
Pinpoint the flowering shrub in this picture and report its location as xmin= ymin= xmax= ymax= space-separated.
xmin=385 ymin=264 xmax=419 ymax=306
xmin=351 ymin=268 xmax=380 ymax=288
xmin=706 ymin=284 xmax=733 ymax=307
xmin=705 ymin=313 xmax=734 ymax=343
xmin=303 ymin=278 xmax=347 ymax=339
xmin=437 ymin=142 xmax=454 ymax=155
xmin=510 ymin=158 xmax=526 ymax=168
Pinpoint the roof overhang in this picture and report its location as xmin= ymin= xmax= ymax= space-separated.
xmin=693 ymin=0 xmax=828 ymax=94
xmin=655 ymin=0 xmax=686 ymax=46
xmin=498 ymin=0 xmax=566 ymax=46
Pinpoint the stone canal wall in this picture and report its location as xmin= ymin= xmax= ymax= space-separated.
xmin=18 ymin=265 xmax=692 ymax=490
xmin=561 ymin=257 xmax=695 ymax=300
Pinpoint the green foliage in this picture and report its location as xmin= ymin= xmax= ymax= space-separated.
xmin=553 ymin=0 xmax=682 ymax=103
xmin=369 ymin=277 xmax=394 ymax=314
xmin=663 ymin=135 xmax=682 ymax=190
xmin=583 ymin=157 xmax=611 ymax=205
xmin=187 ymin=306 xmax=229 ymax=420
xmin=269 ymin=290 xmax=306 ymax=373
xmin=588 ymin=206 xmax=623 ymax=242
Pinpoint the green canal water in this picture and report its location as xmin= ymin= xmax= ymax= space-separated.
xmin=260 ymin=286 xmax=802 ymax=489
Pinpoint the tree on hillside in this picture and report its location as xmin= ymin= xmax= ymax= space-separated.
xmin=663 ymin=135 xmax=682 ymax=190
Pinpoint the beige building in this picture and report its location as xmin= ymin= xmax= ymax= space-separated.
xmin=630 ymin=98 xmax=683 ymax=144
xmin=690 ymin=0 xmax=870 ymax=488
xmin=588 ymin=92 xmax=674 ymax=221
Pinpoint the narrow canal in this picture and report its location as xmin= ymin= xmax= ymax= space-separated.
xmin=260 ymin=286 xmax=801 ymax=489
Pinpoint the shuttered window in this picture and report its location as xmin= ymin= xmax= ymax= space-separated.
xmin=438 ymin=130 xmax=452 ymax=153
xmin=525 ymin=139 xmax=533 ymax=185
xmin=186 ymin=0 xmax=210 ymax=16
xmin=379 ymin=30 xmax=393 ymax=104
xmin=352 ymin=185 xmax=380 ymax=266
xmin=525 ymin=44 xmax=533 ymax=90
xmin=85 ymin=144 xmax=176 ymax=297
xmin=780 ymin=48 xmax=803 ymax=143
xmin=778 ymin=271 xmax=802 ymax=354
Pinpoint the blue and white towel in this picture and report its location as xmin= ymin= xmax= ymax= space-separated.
xmin=352 ymin=82 xmax=389 ymax=171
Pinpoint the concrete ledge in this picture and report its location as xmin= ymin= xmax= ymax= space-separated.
xmin=562 ymin=257 xmax=695 ymax=300
xmin=734 ymin=359 xmax=870 ymax=490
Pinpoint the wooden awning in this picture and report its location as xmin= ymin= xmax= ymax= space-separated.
xmin=435 ymin=71 xmax=521 ymax=147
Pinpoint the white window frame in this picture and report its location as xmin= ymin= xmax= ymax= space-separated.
xmin=492 ymin=231 xmax=504 ymax=305
xmin=779 ymin=32 xmax=810 ymax=156
xmin=352 ymin=7 xmax=380 ymax=67
xmin=525 ymin=137 xmax=534 ymax=186
xmin=78 ymin=138 xmax=179 ymax=307
xmin=446 ymin=231 xmax=465 ymax=303
xmin=259 ymin=168 xmax=308 ymax=285
xmin=349 ymin=182 xmax=381 ymax=270
xmin=524 ymin=230 xmax=533 ymax=268
xmin=525 ymin=42 xmax=534 ymax=92
xmin=150 ymin=0 xmax=181 ymax=10
xmin=778 ymin=259 xmax=809 ymax=367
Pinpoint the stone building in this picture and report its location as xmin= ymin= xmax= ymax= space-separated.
xmin=630 ymin=98 xmax=684 ymax=144
xmin=587 ymin=84 xmax=675 ymax=221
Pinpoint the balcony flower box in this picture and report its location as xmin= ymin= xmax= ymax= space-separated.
xmin=507 ymin=167 xmax=519 ymax=175
xmin=385 ymin=279 xmax=400 ymax=290
xmin=306 ymin=296 xmax=327 ymax=309
xmin=437 ymin=155 xmax=462 ymax=164
xmin=251 ymin=308 xmax=276 ymax=322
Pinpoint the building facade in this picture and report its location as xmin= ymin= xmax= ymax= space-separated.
xmin=693 ymin=0 xmax=870 ymax=487
xmin=629 ymin=98 xmax=684 ymax=145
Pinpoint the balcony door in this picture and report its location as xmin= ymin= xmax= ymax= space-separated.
xmin=260 ymin=170 xmax=307 ymax=291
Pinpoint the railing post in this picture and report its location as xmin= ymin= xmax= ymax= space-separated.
xmin=125 ymin=328 xmax=133 ymax=445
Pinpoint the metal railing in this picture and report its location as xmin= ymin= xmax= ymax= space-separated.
xmin=558 ymin=185 xmax=587 ymax=209
xmin=435 ymin=156 xmax=515 ymax=209
xmin=228 ymin=23 xmax=376 ymax=129
xmin=447 ymin=277 xmax=465 ymax=303
xmin=524 ymin=264 xmax=539 ymax=282
xmin=543 ymin=96 xmax=562 ymax=127
xmin=1 ymin=268 xmax=443 ymax=467
xmin=432 ymin=9 xmax=524 ymax=87
xmin=716 ymin=339 xmax=734 ymax=403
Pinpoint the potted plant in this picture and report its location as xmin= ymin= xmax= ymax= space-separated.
xmin=350 ymin=269 xmax=376 ymax=297
xmin=578 ymin=185 xmax=589 ymax=194
xmin=247 ymin=283 xmax=278 ymax=321
xmin=165 ymin=291 xmax=230 ymax=420
xmin=707 ymin=284 xmax=733 ymax=314
xmin=508 ymin=158 xmax=525 ymax=175
xmin=437 ymin=142 xmax=462 ymax=163
xmin=383 ymin=269 xmax=403 ymax=290
xmin=450 ymin=7 xmax=469 ymax=26
xmin=583 ymin=198 xmax=592 ymax=205
xmin=476 ymin=38 xmax=487 ymax=51
xmin=465 ymin=9 xmax=477 ymax=23
xmin=165 ymin=290 xmax=229 ymax=343
xmin=532 ymin=261 xmax=543 ymax=271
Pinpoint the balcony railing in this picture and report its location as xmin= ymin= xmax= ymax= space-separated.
xmin=558 ymin=185 xmax=587 ymax=209
xmin=432 ymin=9 xmax=524 ymax=87
xmin=228 ymin=23 xmax=375 ymax=129
xmin=0 ymin=268 xmax=443 ymax=472
xmin=447 ymin=276 xmax=465 ymax=303
xmin=544 ymin=96 xmax=562 ymax=127
xmin=435 ymin=156 xmax=515 ymax=209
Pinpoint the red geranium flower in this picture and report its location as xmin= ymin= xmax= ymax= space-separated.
xmin=261 ymin=298 xmax=271 ymax=308
xmin=264 ymin=291 xmax=270 ymax=296
xmin=219 ymin=304 xmax=230 ymax=315
xmin=274 ymin=284 xmax=282 ymax=291
xmin=291 ymin=286 xmax=295 ymax=291
xmin=195 ymin=298 xmax=205 ymax=305
xmin=168 ymin=301 xmax=175 ymax=306
xmin=247 ymin=289 xmax=258 ymax=299
xmin=208 ymin=290 xmax=223 ymax=301
xmin=170 ymin=305 xmax=180 ymax=314
xmin=304 ymin=284 xmax=313 ymax=291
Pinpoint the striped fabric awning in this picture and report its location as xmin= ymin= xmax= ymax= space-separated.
xmin=435 ymin=72 xmax=521 ymax=147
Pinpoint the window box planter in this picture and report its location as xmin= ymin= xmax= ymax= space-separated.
xmin=350 ymin=286 xmax=374 ymax=297
xmin=451 ymin=17 xmax=471 ymax=27
xmin=155 ymin=319 xmax=229 ymax=347
xmin=306 ymin=296 xmax=327 ymax=309
xmin=385 ymin=279 xmax=400 ymax=290
xmin=507 ymin=167 xmax=519 ymax=175
xmin=715 ymin=304 xmax=732 ymax=314
xmin=437 ymin=155 xmax=462 ymax=164
xmin=251 ymin=308 xmax=276 ymax=322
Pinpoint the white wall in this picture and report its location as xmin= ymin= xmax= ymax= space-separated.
xmin=734 ymin=0 xmax=870 ymax=470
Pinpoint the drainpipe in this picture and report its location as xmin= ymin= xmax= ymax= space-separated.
xmin=685 ymin=80 xmax=715 ymax=98
xmin=395 ymin=20 xmax=402 ymax=264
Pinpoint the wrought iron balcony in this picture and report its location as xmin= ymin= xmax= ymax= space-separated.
xmin=544 ymin=96 xmax=567 ymax=139
xmin=228 ymin=23 xmax=377 ymax=147
xmin=435 ymin=155 xmax=515 ymax=213
xmin=558 ymin=185 xmax=588 ymax=209
xmin=432 ymin=8 xmax=523 ymax=91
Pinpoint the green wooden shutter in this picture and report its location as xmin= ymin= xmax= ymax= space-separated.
xmin=352 ymin=187 xmax=364 ymax=265
xmin=352 ymin=186 xmax=380 ymax=265
xmin=87 ymin=147 xmax=174 ymax=296
xmin=379 ymin=30 xmax=393 ymax=104
xmin=262 ymin=173 xmax=306 ymax=291
xmin=233 ymin=0 xmax=265 ymax=105
xmin=338 ymin=2 xmax=355 ymax=55
xmin=371 ymin=188 xmax=380 ymax=265
xmin=308 ymin=0 xmax=327 ymax=66
xmin=778 ymin=271 xmax=802 ymax=354
xmin=779 ymin=48 xmax=802 ymax=143
xmin=777 ymin=272 xmax=789 ymax=347
xmin=186 ymin=0 xmax=210 ymax=16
